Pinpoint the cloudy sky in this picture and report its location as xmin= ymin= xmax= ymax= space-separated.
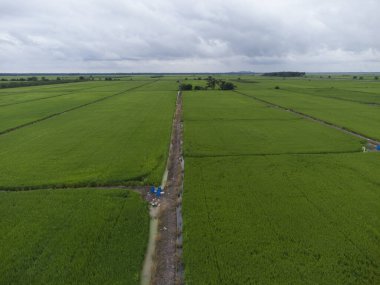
xmin=1 ymin=0 xmax=379 ymax=73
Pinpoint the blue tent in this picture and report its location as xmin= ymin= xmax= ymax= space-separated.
xmin=150 ymin=186 xmax=155 ymax=194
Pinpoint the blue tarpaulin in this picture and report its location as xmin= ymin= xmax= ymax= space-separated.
xmin=376 ymin=145 xmax=380 ymax=151
xmin=156 ymin=187 xmax=162 ymax=198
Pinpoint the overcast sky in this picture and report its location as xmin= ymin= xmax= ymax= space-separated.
xmin=1 ymin=0 xmax=380 ymax=73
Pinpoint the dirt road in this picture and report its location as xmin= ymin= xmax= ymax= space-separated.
xmin=151 ymin=91 xmax=184 ymax=285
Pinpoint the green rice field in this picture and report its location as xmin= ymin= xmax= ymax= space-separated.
xmin=1 ymin=74 xmax=379 ymax=284
xmin=182 ymin=75 xmax=380 ymax=284
xmin=0 ymin=79 xmax=177 ymax=189
xmin=0 ymin=188 xmax=149 ymax=285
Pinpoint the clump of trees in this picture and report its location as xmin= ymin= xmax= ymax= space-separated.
xmin=205 ymin=76 xmax=236 ymax=90
xmin=180 ymin=83 xmax=193 ymax=90
xmin=178 ymin=76 xmax=236 ymax=91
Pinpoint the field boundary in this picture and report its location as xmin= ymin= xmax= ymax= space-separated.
xmin=234 ymin=90 xmax=380 ymax=146
xmin=0 ymin=80 xmax=157 ymax=137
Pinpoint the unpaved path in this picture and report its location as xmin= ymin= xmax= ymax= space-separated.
xmin=235 ymin=90 xmax=380 ymax=148
xmin=150 ymin=91 xmax=184 ymax=285
xmin=141 ymin=206 xmax=160 ymax=285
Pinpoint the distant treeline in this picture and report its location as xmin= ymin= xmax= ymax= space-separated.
xmin=262 ymin=72 xmax=306 ymax=77
xmin=0 ymin=76 xmax=91 ymax=89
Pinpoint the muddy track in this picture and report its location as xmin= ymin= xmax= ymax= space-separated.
xmin=151 ymin=91 xmax=184 ymax=285
xmin=234 ymin=90 xmax=380 ymax=147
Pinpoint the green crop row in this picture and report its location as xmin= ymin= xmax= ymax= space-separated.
xmin=182 ymin=77 xmax=380 ymax=284
xmin=183 ymin=91 xmax=363 ymax=157
xmin=0 ymin=80 xmax=177 ymax=189
xmin=0 ymin=188 xmax=149 ymax=285
xmin=183 ymin=154 xmax=380 ymax=284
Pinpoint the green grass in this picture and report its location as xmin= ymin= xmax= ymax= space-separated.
xmin=233 ymin=77 xmax=380 ymax=140
xmin=182 ymin=79 xmax=380 ymax=284
xmin=0 ymin=80 xmax=176 ymax=189
xmin=183 ymin=154 xmax=380 ymax=284
xmin=0 ymin=81 xmax=146 ymax=133
xmin=183 ymin=91 xmax=363 ymax=156
xmin=0 ymin=188 xmax=149 ymax=285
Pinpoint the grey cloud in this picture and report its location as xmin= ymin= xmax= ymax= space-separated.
xmin=0 ymin=0 xmax=379 ymax=72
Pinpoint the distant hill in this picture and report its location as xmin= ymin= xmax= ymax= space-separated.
xmin=262 ymin=72 xmax=306 ymax=77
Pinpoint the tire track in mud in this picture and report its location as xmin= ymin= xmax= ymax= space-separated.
xmin=0 ymin=81 xmax=157 ymax=137
xmin=149 ymin=91 xmax=184 ymax=285
xmin=234 ymin=90 xmax=380 ymax=148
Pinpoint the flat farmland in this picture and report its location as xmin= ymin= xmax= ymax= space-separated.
xmin=2 ymin=75 xmax=380 ymax=284
xmin=183 ymin=154 xmax=380 ymax=284
xmin=0 ymin=79 xmax=178 ymax=189
xmin=235 ymin=78 xmax=380 ymax=140
xmin=183 ymin=91 xmax=363 ymax=157
xmin=0 ymin=81 xmax=145 ymax=133
xmin=182 ymin=79 xmax=380 ymax=284
xmin=0 ymin=188 xmax=149 ymax=285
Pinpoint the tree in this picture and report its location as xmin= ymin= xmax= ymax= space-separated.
xmin=180 ymin=83 xmax=192 ymax=90
xmin=206 ymin=76 xmax=217 ymax=89
xmin=219 ymin=81 xmax=235 ymax=90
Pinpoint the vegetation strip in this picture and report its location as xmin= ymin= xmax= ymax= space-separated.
xmin=186 ymin=150 xmax=361 ymax=158
xmin=282 ymin=88 xmax=380 ymax=106
xmin=234 ymin=90 xmax=380 ymax=146
xmin=0 ymin=81 xmax=156 ymax=136
xmin=0 ymin=82 xmax=120 ymax=107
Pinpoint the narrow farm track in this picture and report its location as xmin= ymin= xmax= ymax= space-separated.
xmin=235 ymin=90 xmax=380 ymax=146
xmin=151 ymin=91 xmax=184 ymax=285
xmin=0 ymin=80 xmax=157 ymax=136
